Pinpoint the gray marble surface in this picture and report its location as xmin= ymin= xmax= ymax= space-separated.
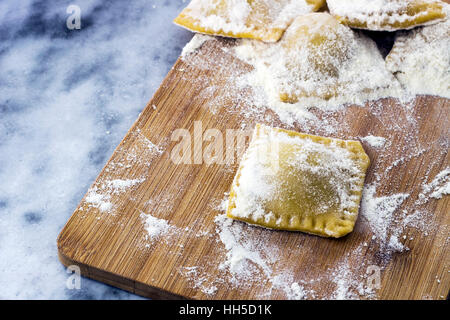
xmin=0 ymin=0 xmax=192 ymax=299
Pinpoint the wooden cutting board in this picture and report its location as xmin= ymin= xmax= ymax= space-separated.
xmin=57 ymin=37 xmax=449 ymax=300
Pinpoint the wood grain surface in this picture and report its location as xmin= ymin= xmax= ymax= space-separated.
xmin=57 ymin=37 xmax=449 ymax=300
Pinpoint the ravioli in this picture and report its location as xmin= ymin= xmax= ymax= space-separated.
xmin=385 ymin=18 xmax=450 ymax=98
xmin=327 ymin=0 xmax=448 ymax=31
xmin=277 ymin=12 xmax=353 ymax=101
xmin=227 ymin=124 xmax=370 ymax=238
xmin=234 ymin=12 xmax=398 ymax=103
xmin=173 ymin=0 xmax=326 ymax=42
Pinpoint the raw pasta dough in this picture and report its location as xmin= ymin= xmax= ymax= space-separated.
xmin=234 ymin=12 xmax=398 ymax=103
xmin=227 ymin=124 xmax=370 ymax=238
xmin=385 ymin=18 xmax=450 ymax=98
xmin=174 ymin=0 xmax=325 ymax=42
xmin=327 ymin=0 xmax=447 ymax=31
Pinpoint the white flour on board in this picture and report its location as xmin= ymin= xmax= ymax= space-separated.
xmin=140 ymin=212 xmax=173 ymax=241
xmin=360 ymin=184 xmax=409 ymax=249
xmin=214 ymin=213 xmax=275 ymax=280
xmin=85 ymin=177 xmax=145 ymax=213
xmin=181 ymin=34 xmax=214 ymax=58
xmin=419 ymin=167 xmax=450 ymax=201
xmin=361 ymin=135 xmax=387 ymax=148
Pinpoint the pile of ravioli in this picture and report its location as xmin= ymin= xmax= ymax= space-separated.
xmin=175 ymin=0 xmax=449 ymax=102
xmin=174 ymin=0 xmax=449 ymax=238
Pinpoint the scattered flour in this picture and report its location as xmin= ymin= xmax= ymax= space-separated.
xmin=179 ymin=266 xmax=218 ymax=296
xmin=85 ymin=187 xmax=113 ymax=212
xmin=388 ymin=234 xmax=406 ymax=252
xmin=214 ymin=213 xmax=274 ymax=279
xmin=360 ymin=184 xmax=409 ymax=249
xmin=106 ymin=178 xmax=145 ymax=194
xmin=85 ymin=177 xmax=145 ymax=213
xmin=330 ymin=257 xmax=376 ymax=300
xmin=419 ymin=167 xmax=450 ymax=201
xmin=140 ymin=212 xmax=172 ymax=241
xmin=181 ymin=34 xmax=215 ymax=58
xmin=361 ymin=135 xmax=387 ymax=148
xmin=282 ymin=282 xmax=307 ymax=300
xmin=332 ymin=263 xmax=359 ymax=300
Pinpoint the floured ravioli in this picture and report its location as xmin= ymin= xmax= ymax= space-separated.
xmin=227 ymin=124 xmax=370 ymax=238
xmin=173 ymin=0 xmax=325 ymax=42
xmin=386 ymin=18 xmax=450 ymax=98
xmin=234 ymin=12 xmax=398 ymax=103
xmin=327 ymin=0 xmax=447 ymax=31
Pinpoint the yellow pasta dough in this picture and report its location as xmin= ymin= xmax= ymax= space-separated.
xmin=327 ymin=0 xmax=448 ymax=31
xmin=234 ymin=12 xmax=397 ymax=104
xmin=227 ymin=124 xmax=370 ymax=238
xmin=173 ymin=0 xmax=325 ymax=42
xmin=278 ymin=12 xmax=353 ymax=101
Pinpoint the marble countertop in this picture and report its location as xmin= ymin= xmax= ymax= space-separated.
xmin=0 ymin=0 xmax=192 ymax=299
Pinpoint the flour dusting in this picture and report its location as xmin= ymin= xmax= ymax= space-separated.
xmin=419 ymin=167 xmax=450 ymax=201
xmin=214 ymin=213 xmax=275 ymax=280
xmin=386 ymin=17 xmax=450 ymax=98
xmin=360 ymin=184 xmax=409 ymax=249
xmin=140 ymin=212 xmax=172 ymax=241
xmin=361 ymin=135 xmax=387 ymax=148
xmin=85 ymin=177 xmax=146 ymax=213
xmin=181 ymin=34 xmax=215 ymax=58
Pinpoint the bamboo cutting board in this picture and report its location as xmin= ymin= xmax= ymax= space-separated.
xmin=57 ymin=37 xmax=449 ymax=300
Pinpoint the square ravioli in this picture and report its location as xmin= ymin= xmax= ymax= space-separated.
xmin=227 ymin=124 xmax=370 ymax=238
xmin=327 ymin=0 xmax=447 ymax=31
xmin=174 ymin=0 xmax=325 ymax=43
